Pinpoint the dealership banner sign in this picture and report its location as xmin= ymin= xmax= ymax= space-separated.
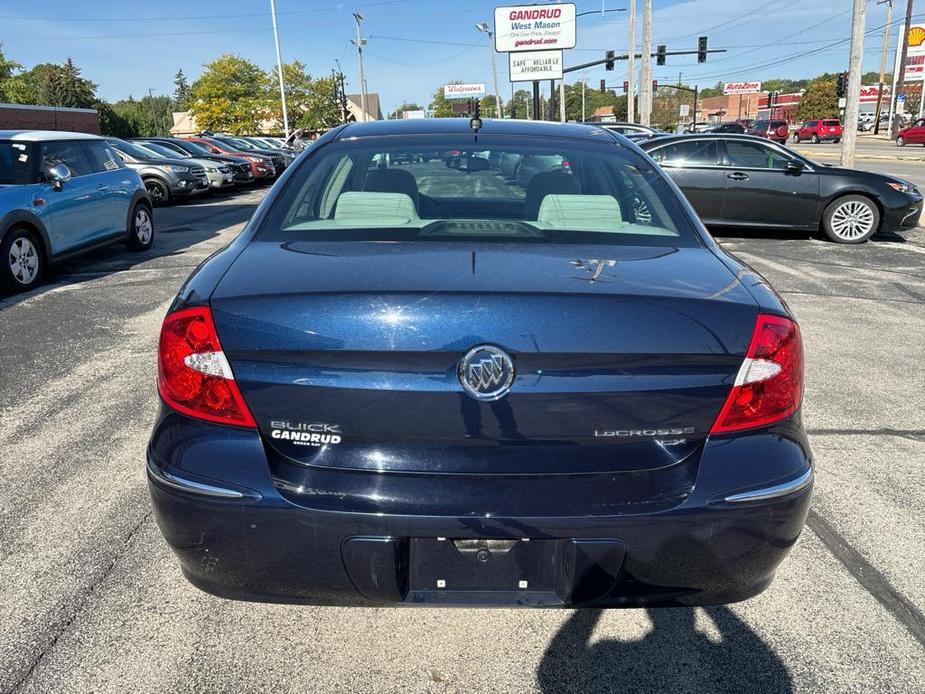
xmin=494 ymin=3 xmax=576 ymax=53
xmin=723 ymin=81 xmax=762 ymax=95
xmin=509 ymin=50 xmax=564 ymax=82
xmin=443 ymin=83 xmax=486 ymax=99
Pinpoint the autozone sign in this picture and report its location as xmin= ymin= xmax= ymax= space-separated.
xmin=443 ymin=83 xmax=486 ymax=99
xmin=509 ymin=50 xmax=563 ymax=82
xmin=494 ymin=3 xmax=577 ymax=53
xmin=859 ymin=85 xmax=890 ymax=103
xmin=723 ymin=81 xmax=762 ymax=95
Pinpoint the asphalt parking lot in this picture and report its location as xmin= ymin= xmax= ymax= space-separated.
xmin=1 ymin=166 xmax=924 ymax=693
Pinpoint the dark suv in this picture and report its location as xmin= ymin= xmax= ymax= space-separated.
xmin=747 ymin=120 xmax=790 ymax=145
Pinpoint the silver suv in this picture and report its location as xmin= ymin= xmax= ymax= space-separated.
xmin=106 ymin=138 xmax=209 ymax=205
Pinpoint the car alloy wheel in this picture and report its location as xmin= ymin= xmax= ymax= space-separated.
xmin=811 ymin=134 xmax=820 ymax=144
xmin=826 ymin=198 xmax=877 ymax=243
xmin=896 ymin=136 xmax=905 ymax=147
xmin=793 ymin=134 xmax=800 ymax=143
xmin=145 ymin=179 xmax=169 ymax=206
xmin=8 ymin=235 xmax=40 ymax=287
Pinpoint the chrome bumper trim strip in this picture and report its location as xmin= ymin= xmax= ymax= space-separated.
xmin=724 ymin=467 xmax=814 ymax=504
xmin=147 ymin=460 xmax=253 ymax=499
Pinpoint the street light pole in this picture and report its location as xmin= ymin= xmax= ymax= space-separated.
xmin=627 ymin=0 xmax=636 ymax=122
xmin=269 ymin=0 xmax=290 ymax=139
xmin=352 ymin=13 xmax=368 ymax=122
xmin=640 ymin=0 xmax=652 ymax=125
xmin=891 ymin=0 xmax=915 ymax=139
xmin=476 ymin=23 xmax=503 ymax=118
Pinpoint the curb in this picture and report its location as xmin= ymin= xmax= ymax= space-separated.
xmin=795 ymin=149 xmax=925 ymax=163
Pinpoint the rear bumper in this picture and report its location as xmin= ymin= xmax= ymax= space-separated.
xmin=147 ymin=412 xmax=813 ymax=608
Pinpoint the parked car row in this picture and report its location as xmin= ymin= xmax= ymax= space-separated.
xmin=0 ymin=129 xmax=301 ymax=293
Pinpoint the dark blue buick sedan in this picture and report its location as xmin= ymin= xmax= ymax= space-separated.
xmin=147 ymin=119 xmax=812 ymax=607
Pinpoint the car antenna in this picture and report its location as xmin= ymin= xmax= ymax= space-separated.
xmin=469 ymin=98 xmax=482 ymax=141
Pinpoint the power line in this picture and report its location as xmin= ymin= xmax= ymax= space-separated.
xmin=0 ymin=0 xmax=405 ymax=22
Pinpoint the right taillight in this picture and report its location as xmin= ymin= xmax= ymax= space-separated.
xmin=157 ymin=306 xmax=256 ymax=428
xmin=710 ymin=314 xmax=804 ymax=434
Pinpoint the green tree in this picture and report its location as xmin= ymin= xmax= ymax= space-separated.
xmin=266 ymin=61 xmax=341 ymax=132
xmin=4 ymin=60 xmax=96 ymax=107
xmin=0 ymin=44 xmax=22 ymax=100
xmin=190 ymin=54 xmax=268 ymax=134
xmin=795 ymin=77 xmax=839 ymax=120
xmin=173 ymin=69 xmax=191 ymax=110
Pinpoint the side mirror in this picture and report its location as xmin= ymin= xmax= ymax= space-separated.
xmin=45 ymin=163 xmax=72 ymax=190
xmin=785 ymin=161 xmax=804 ymax=175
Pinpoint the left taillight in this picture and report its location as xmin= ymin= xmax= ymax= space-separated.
xmin=157 ymin=306 xmax=256 ymax=428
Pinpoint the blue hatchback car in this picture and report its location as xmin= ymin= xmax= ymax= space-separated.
xmin=148 ymin=119 xmax=812 ymax=608
xmin=0 ymin=130 xmax=153 ymax=292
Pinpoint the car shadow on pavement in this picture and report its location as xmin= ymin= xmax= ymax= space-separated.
xmin=0 ymin=202 xmax=257 ymax=310
xmin=537 ymin=607 xmax=793 ymax=694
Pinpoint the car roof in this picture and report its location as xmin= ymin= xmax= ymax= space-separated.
xmin=0 ymin=130 xmax=102 ymax=142
xmin=637 ymin=133 xmax=787 ymax=148
xmin=333 ymin=118 xmax=622 ymax=143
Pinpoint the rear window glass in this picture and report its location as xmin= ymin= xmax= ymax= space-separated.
xmin=822 ymin=120 xmax=841 ymax=126
xmin=258 ymin=135 xmax=701 ymax=247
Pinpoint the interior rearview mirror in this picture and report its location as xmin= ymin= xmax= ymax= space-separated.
xmin=45 ymin=163 xmax=72 ymax=190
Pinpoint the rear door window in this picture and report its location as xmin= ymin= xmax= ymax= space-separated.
xmin=41 ymin=141 xmax=93 ymax=177
xmin=724 ymin=141 xmax=791 ymax=170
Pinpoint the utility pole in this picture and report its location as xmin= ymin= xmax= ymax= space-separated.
xmin=147 ymin=89 xmax=159 ymax=136
xmin=626 ymin=0 xmax=636 ymax=122
xmin=840 ymin=0 xmax=866 ymax=167
xmin=582 ymin=76 xmax=587 ymax=121
xmin=352 ymin=13 xmax=368 ymax=122
xmin=874 ymin=0 xmax=893 ymax=134
xmin=640 ymin=0 xmax=652 ymax=125
xmin=891 ymin=0 xmax=915 ymax=139
xmin=558 ymin=0 xmax=566 ymax=121
xmin=270 ymin=0 xmax=290 ymax=139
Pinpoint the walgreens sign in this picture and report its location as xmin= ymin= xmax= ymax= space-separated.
xmin=723 ymin=81 xmax=762 ymax=95
xmin=494 ymin=3 xmax=576 ymax=52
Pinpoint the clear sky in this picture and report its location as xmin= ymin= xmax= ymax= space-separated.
xmin=0 ymin=0 xmax=904 ymax=113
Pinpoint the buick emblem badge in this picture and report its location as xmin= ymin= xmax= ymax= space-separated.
xmin=458 ymin=345 xmax=515 ymax=401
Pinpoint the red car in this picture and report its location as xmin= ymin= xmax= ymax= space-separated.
xmin=793 ymin=119 xmax=843 ymax=144
xmin=182 ymin=137 xmax=275 ymax=180
xmin=896 ymin=117 xmax=925 ymax=146
xmin=746 ymin=120 xmax=790 ymax=145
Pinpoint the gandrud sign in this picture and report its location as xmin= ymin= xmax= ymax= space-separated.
xmin=493 ymin=3 xmax=576 ymax=53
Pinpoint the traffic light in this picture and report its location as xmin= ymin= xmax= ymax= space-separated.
xmin=600 ymin=79 xmax=606 ymax=93
xmin=652 ymin=80 xmax=658 ymax=91
xmin=836 ymin=71 xmax=847 ymax=98
xmin=656 ymin=44 xmax=666 ymax=66
xmin=767 ymin=91 xmax=776 ymax=111
xmin=623 ymin=80 xmax=629 ymax=93
xmin=698 ymin=36 xmax=708 ymax=63
xmin=605 ymin=50 xmax=615 ymax=71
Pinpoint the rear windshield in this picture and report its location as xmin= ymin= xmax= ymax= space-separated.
xmin=258 ymin=135 xmax=700 ymax=247
xmin=822 ymin=120 xmax=841 ymax=126
xmin=0 ymin=141 xmax=33 ymax=184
